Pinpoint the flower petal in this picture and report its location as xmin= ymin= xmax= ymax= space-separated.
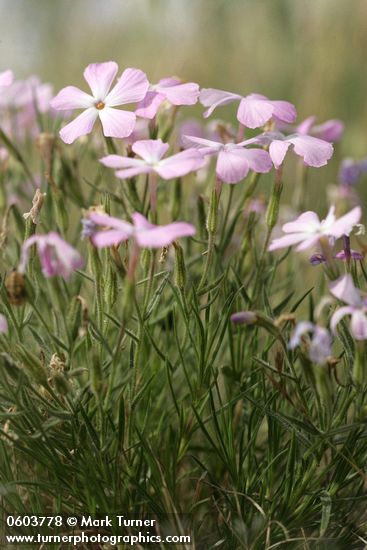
xmin=83 ymin=61 xmax=118 ymax=100
xmin=132 ymin=139 xmax=169 ymax=163
xmin=200 ymin=88 xmax=241 ymax=118
xmin=351 ymin=310 xmax=367 ymax=340
xmin=237 ymin=96 xmax=274 ymax=128
xmin=135 ymin=91 xmax=165 ymax=119
xmin=136 ymin=222 xmax=196 ymax=248
xmin=268 ymin=232 xmax=315 ymax=251
xmin=181 ymin=135 xmax=222 ymax=155
xmin=157 ymin=79 xmax=200 ymax=105
xmin=115 ymin=166 xmax=152 ymax=179
xmin=92 ymin=230 xmax=130 ymax=248
xmin=105 ymin=68 xmax=149 ymax=107
xmin=312 ymin=119 xmax=344 ymax=142
xmin=156 ymin=149 xmax=205 ymax=179
xmin=0 ymin=69 xmax=13 ymax=87
xmin=59 ymin=108 xmax=98 ymax=144
xmin=216 ymin=149 xmax=250 ymax=183
xmin=288 ymin=135 xmax=334 ymax=167
xmin=50 ymin=86 xmax=95 ymax=110
xmin=328 ymin=206 xmax=361 ymax=239
xmin=99 ymin=154 xmax=147 ymax=169
xmin=282 ymin=211 xmax=321 ymax=234
xmin=329 ymin=274 xmax=362 ymax=307
xmin=98 ymin=107 xmax=136 ymax=139
xmin=89 ymin=211 xmax=133 ymax=232
xmin=269 ymin=140 xmax=291 ymax=169
xmin=271 ymin=100 xmax=297 ymax=124
xmin=330 ymin=306 xmax=355 ymax=333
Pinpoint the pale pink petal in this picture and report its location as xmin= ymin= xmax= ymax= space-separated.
xmin=0 ymin=314 xmax=8 ymax=333
xmin=98 ymin=107 xmax=136 ymax=139
xmin=59 ymin=108 xmax=98 ymax=144
xmin=295 ymin=235 xmax=323 ymax=251
xmin=115 ymin=166 xmax=152 ymax=179
xmin=296 ymin=116 xmax=317 ymax=135
xmin=216 ymin=149 xmax=250 ymax=184
xmin=105 ymin=68 xmax=149 ymax=107
xmin=282 ymin=211 xmax=321 ymax=234
xmin=200 ymin=88 xmax=241 ymax=118
xmin=157 ymin=80 xmax=200 ymax=105
xmin=135 ymin=91 xmax=165 ymax=119
xmin=328 ymin=206 xmax=361 ymax=239
xmin=136 ymin=222 xmax=196 ymax=248
xmin=329 ymin=274 xmax=362 ymax=307
xmin=271 ymin=100 xmax=297 ymax=124
xmin=132 ymin=139 xmax=169 ymax=163
xmin=0 ymin=70 xmax=13 ymax=87
xmin=288 ymin=135 xmax=334 ymax=167
xmin=99 ymin=154 xmax=146 ymax=169
xmin=351 ymin=310 xmax=367 ymax=340
xmin=50 ymin=86 xmax=95 ymax=110
xmin=241 ymin=148 xmax=273 ymax=173
xmin=89 ymin=211 xmax=133 ymax=233
xmin=269 ymin=140 xmax=291 ymax=169
xmin=268 ymin=232 xmax=315 ymax=251
xmin=312 ymin=120 xmax=344 ymax=142
xmin=181 ymin=135 xmax=222 ymax=155
xmin=330 ymin=306 xmax=355 ymax=334
xmin=131 ymin=212 xmax=153 ymax=230
xmin=237 ymin=96 xmax=274 ymax=128
xmin=83 ymin=61 xmax=118 ymax=100
xmin=92 ymin=230 xmax=130 ymax=248
xmin=156 ymin=149 xmax=205 ymax=179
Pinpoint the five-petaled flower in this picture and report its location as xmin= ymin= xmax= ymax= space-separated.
xmin=182 ymin=135 xmax=272 ymax=183
xmin=84 ymin=211 xmax=196 ymax=249
xmin=19 ymin=233 xmax=84 ymax=278
xmin=268 ymin=206 xmax=362 ymax=252
xmin=100 ymin=138 xmax=205 ymax=179
xmin=50 ymin=61 xmax=149 ymax=144
xmin=135 ymin=77 xmax=199 ymax=119
xmin=329 ymin=275 xmax=367 ymax=340
xmin=200 ymin=88 xmax=297 ymax=129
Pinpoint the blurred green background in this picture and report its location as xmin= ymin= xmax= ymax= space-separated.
xmin=1 ymin=0 xmax=367 ymax=155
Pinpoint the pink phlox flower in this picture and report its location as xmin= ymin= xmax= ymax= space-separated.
xmin=200 ymin=88 xmax=296 ymax=129
xmin=329 ymin=274 xmax=367 ymax=340
xmin=50 ymin=61 xmax=149 ymax=144
xmin=289 ymin=321 xmax=332 ymax=364
xmin=86 ymin=211 xmax=196 ymax=249
xmin=250 ymin=131 xmax=333 ymax=168
xmin=0 ymin=70 xmax=13 ymax=89
xmin=100 ymin=138 xmax=205 ymax=180
xmin=0 ymin=314 xmax=8 ymax=334
xmin=135 ymin=77 xmax=200 ymax=119
xmin=277 ymin=115 xmax=344 ymax=143
xmin=19 ymin=232 xmax=84 ymax=278
xmin=182 ymin=135 xmax=272 ymax=184
xmin=268 ymin=206 xmax=362 ymax=252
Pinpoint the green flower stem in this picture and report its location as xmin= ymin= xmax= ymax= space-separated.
xmin=198 ymin=177 xmax=222 ymax=291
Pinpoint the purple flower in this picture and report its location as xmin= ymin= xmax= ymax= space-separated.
xmin=289 ymin=322 xmax=332 ymax=364
xmin=86 ymin=211 xmax=196 ymax=249
xmin=135 ymin=77 xmax=199 ymax=119
xmin=251 ymin=131 xmax=333 ymax=168
xmin=0 ymin=314 xmax=8 ymax=334
xmin=19 ymin=233 xmax=84 ymax=279
xmin=269 ymin=206 xmax=362 ymax=252
xmin=100 ymin=139 xmax=205 ymax=180
xmin=182 ymin=135 xmax=272 ymax=184
xmin=200 ymin=89 xmax=297 ymax=129
xmin=338 ymin=157 xmax=367 ymax=187
xmin=230 ymin=311 xmax=257 ymax=325
xmin=330 ymin=275 xmax=367 ymax=340
xmin=50 ymin=62 xmax=149 ymax=144
xmin=0 ymin=70 xmax=13 ymax=88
